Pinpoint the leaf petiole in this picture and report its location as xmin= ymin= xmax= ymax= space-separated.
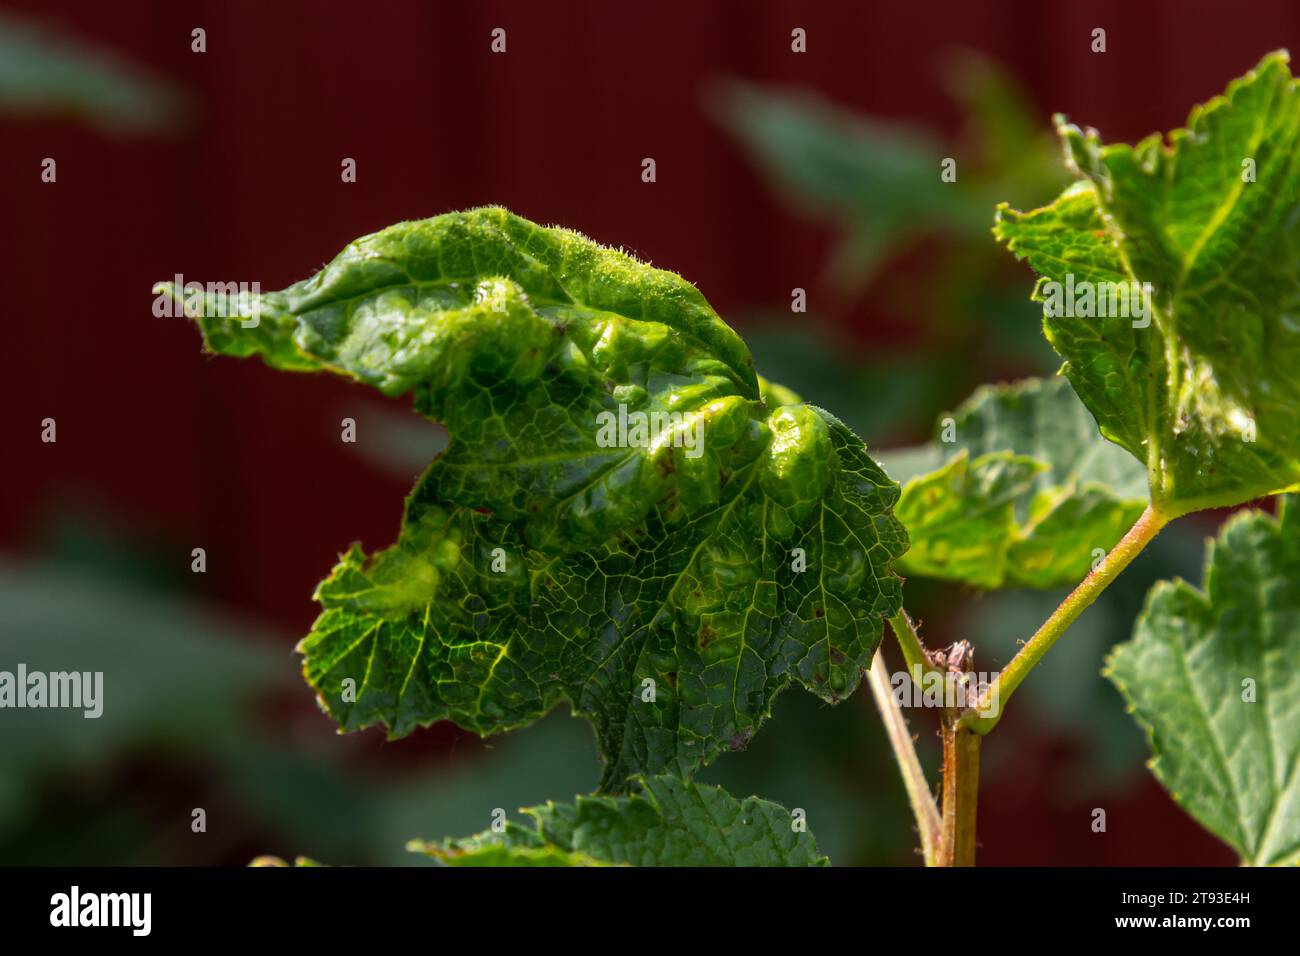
xmin=963 ymin=503 xmax=1170 ymax=735
xmin=889 ymin=608 xmax=938 ymax=678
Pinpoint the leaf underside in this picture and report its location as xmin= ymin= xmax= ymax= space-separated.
xmin=168 ymin=206 xmax=906 ymax=792
xmin=1107 ymin=496 xmax=1300 ymax=866
xmin=995 ymin=51 xmax=1300 ymax=516
xmin=409 ymin=775 xmax=827 ymax=867
xmin=877 ymin=377 xmax=1148 ymax=588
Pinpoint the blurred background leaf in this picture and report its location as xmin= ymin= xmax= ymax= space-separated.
xmin=0 ymin=515 xmax=599 ymax=866
xmin=713 ymin=50 xmax=1067 ymax=411
xmin=0 ymin=13 xmax=190 ymax=133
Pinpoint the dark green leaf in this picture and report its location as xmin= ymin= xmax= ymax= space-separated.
xmin=410 ymin=775 xmax=827 ymax=867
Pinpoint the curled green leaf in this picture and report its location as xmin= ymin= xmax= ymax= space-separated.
xmin=168 ymin=207 xmax=906 ymax=791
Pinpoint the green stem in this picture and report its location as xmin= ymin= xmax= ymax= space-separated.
xmin=889 ymin=608 xmax=937 ymax=679
xmin=867 ymin=649 xmax=941 ymax=866
xmin=964 ymin=503 xmax=1170 ymax=735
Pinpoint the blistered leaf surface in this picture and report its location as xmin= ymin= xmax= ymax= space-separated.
xmin=169 ymin=208 xmax=905 ymax=791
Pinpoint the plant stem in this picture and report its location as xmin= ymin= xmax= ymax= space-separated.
xmin=964 ymin=503 xmax=1170 ymax=735
xmin=867 ymin=649 xmax=941 ymax=866
xmin=889 ymin=608 xmax=936 ymax=678
xmin=938 ymin=719 xmax=980 ymax=866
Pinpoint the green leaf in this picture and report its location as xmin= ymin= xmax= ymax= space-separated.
xmin=409 ymin=775 xmax=827 ymax=867
xmin=1107 ymin=496 xmax=1300 ymax=866
xmin=877 ymin=377 xmax=1148 ymax=588
xmin=995 ymin=52 xmax=1300 ymax=516
xmin=168 ymin=207 xmax=906 ymax=791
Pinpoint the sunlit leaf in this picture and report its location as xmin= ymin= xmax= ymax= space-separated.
xmin=167 ymin=207 xmax=906 ymax=792
xmin=996 ymin=52 xmax=1300 ymax=516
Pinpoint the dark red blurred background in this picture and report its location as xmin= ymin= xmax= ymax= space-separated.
xmin=6 ymin=0 xmax=1296 ymax=865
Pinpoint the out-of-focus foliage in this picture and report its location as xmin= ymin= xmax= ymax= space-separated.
xmin=0 ymin=558 xmax=282 ymax=830
xmin=0 ymin=518 xmax=601 ymax=866
xmin=0 ymin=14 xmax=188 ymax=133
xmin=713 ymin=52 xmax=1062 ymax=289
xmin=714 ymin=80 xmax=966 ymax=292
xmin=713 ymin=51 xmax=1066 ymax=372
xmin=743 ymin=321 xmax=949 ymax=442
xmin=715 ymin=51 xmax=1070 ymax=473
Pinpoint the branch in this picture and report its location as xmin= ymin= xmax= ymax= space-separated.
xmin=938 ymin=719 xmax=980 ymax=866
xmin=867 ymin=649 xmax=941 ymax=866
